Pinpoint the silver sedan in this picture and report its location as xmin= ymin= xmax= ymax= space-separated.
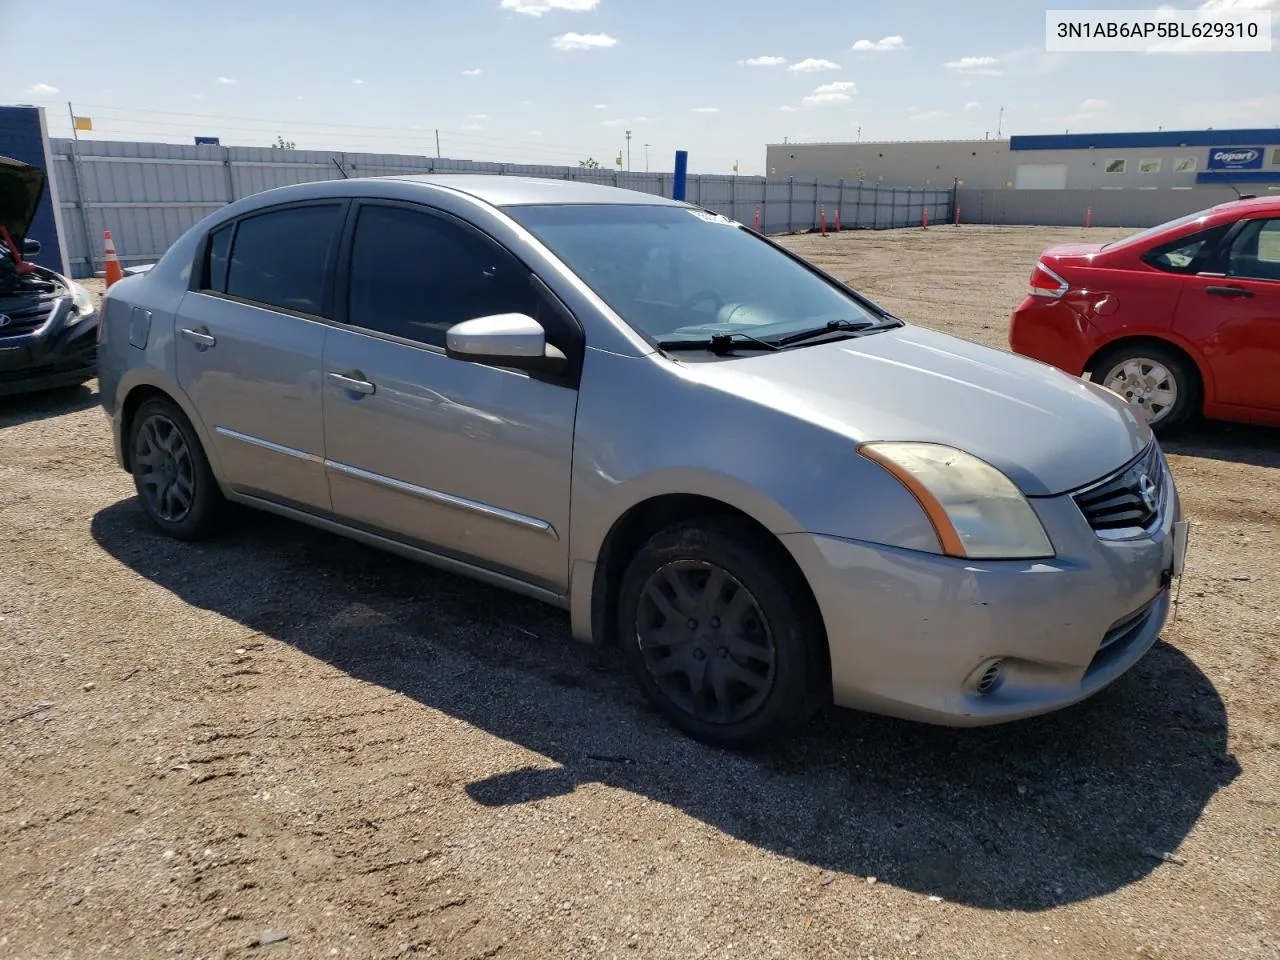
xmin=97 ymin=175 xmax=1189 ymax=748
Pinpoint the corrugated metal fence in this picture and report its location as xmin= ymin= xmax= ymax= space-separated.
xmin=49 ymin=139 xmax=952 ymax=278
xmin=955 ymin=185 xmax=1241 ymax=229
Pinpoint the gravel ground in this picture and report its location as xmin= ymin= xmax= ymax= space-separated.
xmin=2 ymin=225 xmax=1277 ymax=960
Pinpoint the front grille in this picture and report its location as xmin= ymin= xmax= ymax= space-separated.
xmin=1073 ymin=442 xmax=1166 ymax=536
xmin=0 ymin=296 xmax=58 ymax=337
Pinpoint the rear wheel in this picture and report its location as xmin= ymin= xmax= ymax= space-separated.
xmin=128 ymin=397 xmax=224 ymax=540
xmin=616 ymin=518 xmax=828 ymax=749
xmin=1090 ymin=343 xmax=1199 ymax=436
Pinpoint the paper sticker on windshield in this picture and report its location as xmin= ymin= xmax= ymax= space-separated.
xmin=686 ymin=209 xmax=736 ymax=225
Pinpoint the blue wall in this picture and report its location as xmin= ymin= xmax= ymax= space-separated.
xmin=1010 ymin=129 xmax=1280 ymax=152
xmin=0 ymin=105 xmax=66 ymax=276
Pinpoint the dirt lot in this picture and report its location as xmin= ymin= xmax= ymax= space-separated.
xmin=2 ymin=225 xmax=1277 ymax=960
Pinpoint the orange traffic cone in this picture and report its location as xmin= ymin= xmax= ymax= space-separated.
xmin=103 ymin=230 xmax=124 ymax=288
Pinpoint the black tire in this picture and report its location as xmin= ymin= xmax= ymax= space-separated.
xmin=616 ymin=517 xmax=828 ymax=750
xmin=128 ymin=397 xmax=224 ymax=541
xmin=1089 ymin=343 xmax=1200 ymax=436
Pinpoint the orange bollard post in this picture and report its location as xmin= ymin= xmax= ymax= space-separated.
xmin=753 ymin=207 xmax=760 ymax=232
xmin=954 ymin=204 xmax=961 ymax=226
xmin=819 ymin=206 xmax=827 ymax=236
xmin=834 ymin=207 xmax=841 ymax=232
xmin=103 ymin=231 xmax=124 ymax=288
xmin=1085 ymin=206 xmax=1093 ymax=228
xmin=922 ymin=206 xmax=929 ymax=230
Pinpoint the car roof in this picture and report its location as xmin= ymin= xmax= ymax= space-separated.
xmin=1209 ymin=194 xmax=1280 ymax=216
xmin=384 ymin=173 xmax=686 ymax=208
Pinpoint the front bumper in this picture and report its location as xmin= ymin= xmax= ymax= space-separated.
xmin=0 ymin=303 xmax=98 ymax=397
xmin=782 ymin=456 xmax=1182 ymax=726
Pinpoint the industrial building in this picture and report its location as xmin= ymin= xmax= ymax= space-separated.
xmin=765 ymin=129 xmax=1280 ymax=193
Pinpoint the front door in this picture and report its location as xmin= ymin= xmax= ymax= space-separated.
xmin=321 ymin=201 xmax=580 ymax=592
xmin=177 ymin=201 xmax=346 ymax=511
xmin=1176 ymin=216 xmax=1280 ymax=412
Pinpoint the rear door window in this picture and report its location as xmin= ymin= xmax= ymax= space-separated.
xmin=1226 ymin=219 xmax=1280 ymax=282
xmin=223 ymin=204 xmax=344 ymax=317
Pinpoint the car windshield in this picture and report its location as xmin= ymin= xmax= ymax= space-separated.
xmin=504 ymin=203 xmax=884 ymax=345
xmin=1100 ymin=207 xmax=1217 ymax=251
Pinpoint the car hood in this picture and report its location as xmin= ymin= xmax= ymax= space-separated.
xmin=0 ymin=155 xmax=45 ymax=252
xmin=683 ymin=324 xmax=1151 ymax=497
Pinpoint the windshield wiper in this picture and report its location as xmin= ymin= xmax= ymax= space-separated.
xmin=656 ymin=332 xmax=781 ymax=355
xmin=772 ymin=318 xmax=875 ymax=347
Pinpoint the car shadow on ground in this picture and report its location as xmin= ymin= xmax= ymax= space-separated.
xmin=0 ymin=382 xmax=99 ymax=428
xmin=90 ymin=499 xmax=1240 ymax=913
xmin=1163 ymin=420 xmax=1280 ymax=469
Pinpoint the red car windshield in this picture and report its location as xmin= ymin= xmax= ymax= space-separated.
xmin=1100 ymin=207 xmax=1218 ymax=252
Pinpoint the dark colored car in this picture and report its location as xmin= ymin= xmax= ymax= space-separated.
xmin=0 ymin=156 xmax=99 ymax=396
xmin=1009 ymin=196 xmax=1280 ymax=435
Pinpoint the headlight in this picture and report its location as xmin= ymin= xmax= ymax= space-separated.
xmin=859 ymin=442 xmax=1055 ymax=560
xmin=69 ymin=281 xmax=96 ymax=318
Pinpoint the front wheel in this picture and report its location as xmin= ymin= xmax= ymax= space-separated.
xmin=128 ymin=397 xmax=225 ymax=540
xmin=616 ymin=518 xmax=828 ymax=749
xmin=1089 ymin=344 xmax=1199 ymax=436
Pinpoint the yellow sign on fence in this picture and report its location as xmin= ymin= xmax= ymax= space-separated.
xmin=73 ymin=116 xmax=93 ymax=131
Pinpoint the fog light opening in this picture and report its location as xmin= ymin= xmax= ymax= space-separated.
xmin=975 ymin=659 xmax=1005 ymax=696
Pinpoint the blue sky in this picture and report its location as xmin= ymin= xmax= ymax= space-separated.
xmin=2 ymin=0 xmax=1277 ymax=174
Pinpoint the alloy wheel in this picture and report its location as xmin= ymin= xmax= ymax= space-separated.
xmin=133 ymin=414 xmax=196 ymax=523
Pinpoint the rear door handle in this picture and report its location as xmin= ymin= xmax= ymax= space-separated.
xmin=328 ymin=371 xmax=376 ymax=396
xmin=179 ymin=327 xmax=217 ymax=347
xmin=1204 ymin=285 xmax=1255 ymax=298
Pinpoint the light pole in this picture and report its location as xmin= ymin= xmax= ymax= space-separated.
xmin=644 ymin=143 xmax=650 ymax=172
xmin=625 ymin=130 xmax=632 ymax=172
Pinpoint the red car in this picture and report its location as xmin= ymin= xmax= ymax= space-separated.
xmin=1009 ymin=196 xmax=1280 ymax=435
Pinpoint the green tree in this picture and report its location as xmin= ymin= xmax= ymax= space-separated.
xmin=578 ymin=157 xmax=601 ymax=169
xmin=273 ymin=136 xmax=297 ymax=150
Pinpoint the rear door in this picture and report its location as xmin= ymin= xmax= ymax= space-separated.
xmin=320 ymin=200 xmax=581 ymax=592
xmin=1175 ymin=216 xmax=1280 ymax=412
xmin=177 ymin=200 xmax=346 ymax=511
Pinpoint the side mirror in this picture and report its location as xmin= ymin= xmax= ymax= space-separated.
xmin=22 ymin=239 xmax=40 ymax=257
xmin=445 ymin=313 xmax=566 ymax=373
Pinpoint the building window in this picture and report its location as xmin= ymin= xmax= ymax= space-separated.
xmin=1173 ymin=157 xmax=1197 ymax=173
xmin=1272 ymin=148 xmax=1280 ymax=166
xmin=1104 ymin=158 xmax=1126 ymax=174
xmin=1139 ymin=158 xmax=1162 ymax=174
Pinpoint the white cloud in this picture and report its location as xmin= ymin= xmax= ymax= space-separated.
xmin=852 ymin=35 xmax=905 ymax=52
xmin=216 ymin=76 xmax=237 ymax=85
xmin=527 ymin=130 xmax=544 ymax=137
xmin=296 ymin=95 xmax=305 ymax=101
xmin=352 ymin=78 xmax=365 ymax=85
xmin=788 ymin=57 xmax=841 ymax=72
xmin=26 ymin=82 xmax=58 ymax=94
xmin=469 ymin=113 xmax=490 ymax=120
xmin=802 ymin=80 xmax=857 ymax=106
xmin=777 ymin=105 xmax=797 ymax=112
xmin=692 ymin=107 xmax=718 ymax=113
xmin=1077 ymin=98 xmax=1110 ymax=112
xmin=593 ymin=103 xmax=608 ymax=109
xmin=739 ymin=55 xmax=787 ymax=66
xmin=1197 ymin=0 xmax=1277 ymax=8
xmin=520 ymin=99 xmax=533 ymax=104
xmin=907 ymin=108 xmax=949 ymax=121
xmin=944 ymin=55 xmax=1001 ymax=75
xmin=964 ymin=100 xmax=982 ymax=112
xmin=462 ymin=68 xmax=483 ymax=76
xmin=501 ymin=0 xmax=598 ymax=13
xmin=552 ymin=32 xmax=618 ymax=50
xmin=463 ymin=123 xmax=484 ymax=131
xmin=603 ymin=116 xmax=651 ymax=127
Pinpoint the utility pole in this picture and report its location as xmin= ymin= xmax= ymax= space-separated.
xmin=68 ymin=101 xmax=79 ymax=141
xmin=435 ymin=129 xmax=441 ymax=159
xmin=996 ymin=105 xmax=1004 ymax=138
xmin=625 ymin=130 xmax=632 ymax=172
xmin=644 ymin=143 xmax=650 ymax=172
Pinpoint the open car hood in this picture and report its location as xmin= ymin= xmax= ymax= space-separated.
xmin=0 ymin=155 xmax=46 ymax=253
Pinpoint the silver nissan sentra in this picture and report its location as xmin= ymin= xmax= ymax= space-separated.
xmin=97 ymin=175 xmax=1189 ymax=748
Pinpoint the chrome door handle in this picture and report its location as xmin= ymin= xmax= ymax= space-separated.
xmin=180 ymin=327 xmax=216 ymax=347
xmin=328 ymin=371 xmax=376 ymax=395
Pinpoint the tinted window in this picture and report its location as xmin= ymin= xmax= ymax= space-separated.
xmin=204 ymin=223 xmax=232 ymax=291
xmin=1143 ymin=224 xmax=1229 ymax=274
xmin=1227 ymin=219 xmax=1280 ymax=282
xmin=505 ymin=204 xmax=880 ymax=343
xmin=346 ymin=204 xmax=538 ymax=348
xmin=224 ymin=204 xmax=342 ymax=316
